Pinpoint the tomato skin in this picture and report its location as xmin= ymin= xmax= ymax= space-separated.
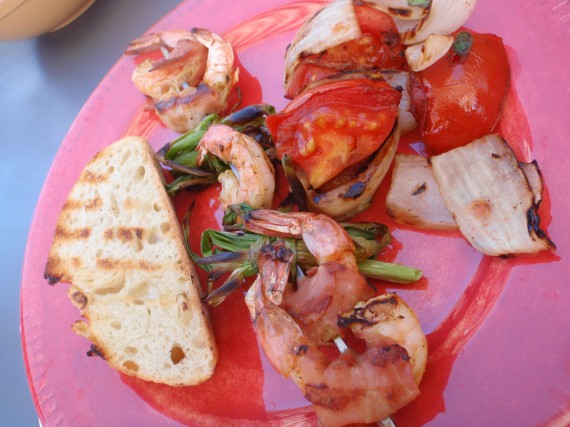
xmin=410 ymin=32 xmax=511 ymax=154
xmin=285 ymin=5 xmax=406 ymax=99
xmin=267 ymin=78 xmax=401 ymax=189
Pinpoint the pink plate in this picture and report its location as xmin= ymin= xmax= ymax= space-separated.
xmin=21 ymin=0 xmax=570 ymax=426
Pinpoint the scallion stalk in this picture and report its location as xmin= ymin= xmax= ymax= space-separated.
xmin=357 ymin=259 xmax=422 ymax=284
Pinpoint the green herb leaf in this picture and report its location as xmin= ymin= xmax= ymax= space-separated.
xmin=408 ymin=0 xmax=432 ymax=8
xmin=200 ymin=229 xmax=261 ymax=258
xmin=452 ymin=31 xmax=473 ymax=58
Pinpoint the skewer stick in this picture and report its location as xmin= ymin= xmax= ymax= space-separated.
xmin=333 ymin=336 xmax=348 ymax=354
xmin=230 ymin=164 xmax=240 ymax=181
xmin=378 ymin=417 xmax=396 ymax=427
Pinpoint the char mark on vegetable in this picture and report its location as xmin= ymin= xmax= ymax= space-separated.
xmin=388 ymin=7 xmax=412 ymax=17
xmin=526 ymin=206 xmax=556 ymax=249
xmin=339 ymin=181 xmax=367 ymax=199
xmin=411 ymin=182 xmax=427 ymax=196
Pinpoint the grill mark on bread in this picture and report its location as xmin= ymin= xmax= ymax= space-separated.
xmin=96 ymin=258 xmax=160 ymax=271
xmin=63 ymin=197 xmax=102 ymax=210
xmin=55 ymin=226 xmax=91 ymax=239
xmin=81 ymin=171 xmax=108 ymax=184
xmin=104 ymin=227 xmax=144 ymax=241
xmin=118 ymin=227 xmax=144 ymax=242
xmin=44 ymin=137 xmax=218 ymax=385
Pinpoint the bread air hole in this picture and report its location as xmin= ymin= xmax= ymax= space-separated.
xmin=69 ymin=288 xmax=88 ymax=310
xmin=192 ymin=337 xmax=207 ymax=351
xmin=134 ymin=165 xmax=146 ymax=181
xmin=177 ymin=293 xmax=193 ymax=325
xmin=170 ymin=345 xmax=186 ymax=365
xmin=153 ymin=203 xmax=161 ymax=212
xmin=146 ymin=228 xmax=161 ymax=245
xmin=72 ymin=320 xmax=90 ymax=336
xmin=123 ymin=360 xmax=139 ymax=372
xmin=160 ymin=222 xmax=171 ymax=233
xmin=111 ymin=321 xmax=121 ymax=330
xmin=125 ymin=346 xmax=138 ymax=355
xmin=128 ymin=281 xmax=149 ymax=299
xmin=93 ymin=279 xmax=125 ymax=295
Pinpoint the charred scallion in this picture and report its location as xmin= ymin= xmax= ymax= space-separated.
xmin=193 ymin=207 xmax=421 ymax=306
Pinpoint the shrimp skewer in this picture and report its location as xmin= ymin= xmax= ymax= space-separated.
xmin=245 ymin=240 xmax=425 ymax=427
xmin=196 ymin=124 xmax=275 ymax=210
xmin=243 ymin=210 xmax=374 ymax=343
xmin=339 ymin=293 xmax=428 ymax=386
xmin=126 ymin=29 xmax=238 ymax=133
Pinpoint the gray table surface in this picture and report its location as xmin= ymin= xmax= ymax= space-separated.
xmin=0 ymin=1 xmax=182 ymax=425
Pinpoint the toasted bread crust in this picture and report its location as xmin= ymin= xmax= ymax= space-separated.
xmin=44 ymin=136 xmax=218 ymax=386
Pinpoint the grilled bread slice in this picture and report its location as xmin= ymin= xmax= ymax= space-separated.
xmin=44 ymin=136 xmax=218 ymax=386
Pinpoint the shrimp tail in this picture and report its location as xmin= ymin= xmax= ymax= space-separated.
xmin=245 ymin=209 xmax=305 ymax=238
xmin=125 ymin=33 xmax=164 ymax=55
xmin=251 ymin=245 xmax=317 ymax=378
xmin=258 ymin=242 xmax=293 ymax=305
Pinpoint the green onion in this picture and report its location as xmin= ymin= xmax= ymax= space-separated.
xmin=194 ymin=217 xmax=422 ymax=306
xmin=357 ymin=259 xmax=422 ymax=284
xmin=165 ymin=113 xmax=218 ymax=159
xmin=165 ymin=175 xmax=218 ymax=196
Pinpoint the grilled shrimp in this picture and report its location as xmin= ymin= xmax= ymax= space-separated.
xmin=243 ymin=210 xmax=374 ymax=343
xmin=126 ymin=29 xmax=238 ymax=133
xmin=196 ymin=124 xmax=275 ymax=210
xmin=339 ymin=293 xmax=428 ymax=385
xmin=245 ymin=241 xmax=422 ymax=427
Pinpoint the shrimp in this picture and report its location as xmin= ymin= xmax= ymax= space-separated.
xmin=125 ymin=29 xmax=238 ymax=133
xmin=338 ymin=293 xmax=428 ymax=386
xmin=196 ymin=124 xmax=275 ymax=210
xmin=243 ymin=209 xmax=374 ymax=343
xmin=245 ymin=241 xmax=422 ymax=427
